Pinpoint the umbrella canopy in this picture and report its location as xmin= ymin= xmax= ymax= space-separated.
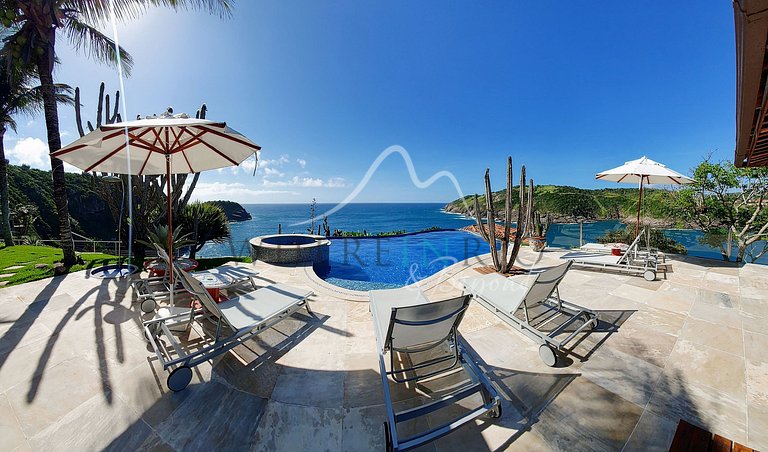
xmin=55 ymin=114 xmax=261 ymax=306
xmin=52 ymin=117 xmax=259 ymax=175
xmin=596 ymin=156 xmax=694 ymax=185
xmin=595 ymin=156 xmax=694 ymax=237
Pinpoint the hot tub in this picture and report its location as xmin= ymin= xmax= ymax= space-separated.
xmin=249 ymin=234 xmax=330 ymax=265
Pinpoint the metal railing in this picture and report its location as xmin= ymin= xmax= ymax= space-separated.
xmin=15 ymin=232 xmax=125 ymax=256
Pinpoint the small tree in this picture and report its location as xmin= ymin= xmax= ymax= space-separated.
xmin=672 ymin=159 xmax=768 ymax=262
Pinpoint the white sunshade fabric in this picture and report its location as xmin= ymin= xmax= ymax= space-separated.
xmin=53 ymin=117 xmax=260 ymax=175
xmin=595 ymin=156 xmax=694 ymax=185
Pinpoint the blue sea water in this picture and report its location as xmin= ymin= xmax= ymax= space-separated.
xmin=199 ymin=203 xmax=767 ymax=286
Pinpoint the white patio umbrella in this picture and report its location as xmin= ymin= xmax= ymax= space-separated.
xmin=596 ymin=156 xmax=694 ymax=237
xmin=53 ymin=114 xmax=261 ymax=304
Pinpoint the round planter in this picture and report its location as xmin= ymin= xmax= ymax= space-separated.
xmin=529 ymin=236 xmax=547 ymax=252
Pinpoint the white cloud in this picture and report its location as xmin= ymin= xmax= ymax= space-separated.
xmin=190 ymin=182 xmax=299 ymax=203
xmin=60 ymin=130 xmax=71 ymax=138
xmin=260 ymin=154 xmax=290 ymax=168
xmin=326 ymin=177 xmax=347 ymax=188
xmin=263 ymin=167 xmax=285 ymax=177
xmin=297 ymin=158 xmax=306 ymax=168
xmin=6 ymin=137 xmax=48 ymax=168
xmin=263 ymin=176 xmax=347 ymax=188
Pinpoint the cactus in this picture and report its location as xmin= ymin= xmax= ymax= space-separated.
xmin=322 ymin=216 xmax=330 ymax=236
xmin=73 ymin=82 xmax=204 ymax=260
xmin=473 ymin=156 xmax=530 ymax=274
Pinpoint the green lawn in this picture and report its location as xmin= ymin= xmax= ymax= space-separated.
xmin=0 ymin=245 xmax=252 ymax=288
xmin=0 ymin=245 xmax=119 ymax=287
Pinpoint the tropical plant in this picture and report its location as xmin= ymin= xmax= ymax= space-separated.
xmin=670 ymin=159 xmax=768 ymax=262
xmin=178 ymin=201 xmax=230 ymax=259
xmin=0 ymin=52 xmax=72 ymax=246
xmin=0 ymin=0 xmax=232 ymax=266
xmin=596 ymin=226 xmax=687 ymax=255
xmin=137 ymin=224 xmax=193 ymax=259
xmin=12 ymin=203 xmax=39 ymax=240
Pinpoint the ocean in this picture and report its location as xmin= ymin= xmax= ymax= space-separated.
xmin=198 ymin=203 xmax=768 ymax=264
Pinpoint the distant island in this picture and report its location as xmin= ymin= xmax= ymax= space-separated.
xmin=444 ymin=185 xmax=678 ymax=226
xmin=208 ymin=200 xmax=252 ymax=222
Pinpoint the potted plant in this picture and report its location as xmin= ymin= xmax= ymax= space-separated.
xmin=529 ymin=212 xmax=550 ymax=252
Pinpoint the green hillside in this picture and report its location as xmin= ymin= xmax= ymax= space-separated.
xmin=445 ymin=185 xmax=677 ymax=224
xmin=7 ymin=164 xmax=116 ymax=240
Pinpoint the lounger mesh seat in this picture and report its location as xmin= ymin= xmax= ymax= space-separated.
xmin=143 ymin=264 xmax=313 ymax=392
xmin=370 ymin=288 xmax=501 ymax=451
xmin=460 ymin=261 xmax=598 ymax=366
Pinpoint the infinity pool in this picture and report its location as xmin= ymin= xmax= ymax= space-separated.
xmin=314 ymin=230 xmax=499 ymax=291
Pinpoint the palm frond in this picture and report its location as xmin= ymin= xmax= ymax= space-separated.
xmin=62 ymin=17 xmax=134 ymax=75
xmin=64 ymin=0 xmax=233 ymax=25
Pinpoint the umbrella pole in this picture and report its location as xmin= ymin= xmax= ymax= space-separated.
xmin=166 ymin=155 xmax=174 ymax=307
xmin=636 ymin=177 xmax=644 ymax=238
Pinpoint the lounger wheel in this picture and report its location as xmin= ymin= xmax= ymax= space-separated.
xmin=579 ymin=312 xmax=595 ymax=331
xmin=539 ymin=344 xmax=557 ymax=367
xmin=383 ymin=422 xmax=393 ymax=452
xmin=140 ymin=297 xmax=156 ymax=313
xmin=488 ymin=403 xmax=503 ymax=419
xmin=643 ymin=270 xmax=656 ymax=281
xmin=167 ymin=366 xmax=192 ymax=392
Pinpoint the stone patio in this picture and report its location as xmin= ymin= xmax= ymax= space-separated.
xmin=0 ymin=248 xmax=766 ymax=451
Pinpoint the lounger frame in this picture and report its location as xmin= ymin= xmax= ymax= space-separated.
xmin=564 ymin=229 xmax=668 ymax=281
xmin=143 ymin=265 xmax=313 ymax=391
xmin=461 ymin=262 xmax=598 ymax=366
xmin=371 ymin=292 xmax=501 ymax=451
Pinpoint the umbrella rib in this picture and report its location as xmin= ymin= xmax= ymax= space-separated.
xmin=138 ymin=149 xmax=153 ymax=175
xmin=174 ymin=127 xmax=241 ymax=166
xmin=182 ymin=149 xmax=194 ymax=173
xmin=51 ymin=129 xmax=133 ymax=158
xmin=200 ymin=125 xmax=262 ymax=150
xmin=82 ymin=128 xmax=155 ymax=172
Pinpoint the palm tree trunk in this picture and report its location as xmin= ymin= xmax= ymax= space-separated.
xmin=37 ymin=39 xmax=76 ymax=266
xmin=0 ymin=127 xmax=13 ymax=245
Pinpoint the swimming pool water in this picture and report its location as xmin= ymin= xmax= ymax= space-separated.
xmin=314 ymin=230 xmax=498 ymax=291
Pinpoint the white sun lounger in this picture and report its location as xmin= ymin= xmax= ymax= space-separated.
xmin=560 ymin=230 xmax=668 ymax=281
xmin=460 ymin=261 xmax=598 ymax=366
xmin=370 ymin=288 xmax=501 ymax=452
xmin=143 ymin=263 xmax=313 ymax=391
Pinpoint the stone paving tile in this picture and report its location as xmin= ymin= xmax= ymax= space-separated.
xmin=748 ymin=404 xmax=768 ymax=449
xmin=271 ymin=366 xmax=345 ymax=408
xmin=647 ymin=376 xmax=747 ymax=446
xmin=622 ymin=410 xmax=679 ymax=452
xmin=679 ymin=317 xmax=744 ymax=356
xmin=689 ymin=300 xmax=744 ymax=329
xmin=741 ymin=296 xmax=768 ymax=319
xmin=253 ymin=401 xmax=343 ymax=452
xmin=153 ymin=381 xmax=269 ymax=450
xmin=530 ymin=377 xmax=643 ymax=451
xmin=664 ymin=339 xmax=746 ymax=402
xmin=29 ymin=391 xmax=145 ymax=451
xmin=0 ymin=392 xmax=27 ymax=451
xmin=598 ymin=319 xmax=678 ymax=368
xmin=6 ymin=356 xmax=108 ymax=438
xmin=696 ymin=288 xmax=741 ymax=309
xmin=580 ymin=344 xmax=663 ymax=406
xmin=744 ymin=330 xmax=768 ymax=411
xmin=644 ymin=282 xmax=695 ymax=315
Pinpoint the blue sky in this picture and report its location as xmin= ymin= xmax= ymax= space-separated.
xmin=4 ymin=1 xmax=736 ymax=204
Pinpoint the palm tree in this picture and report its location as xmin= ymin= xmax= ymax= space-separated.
xmin=1 ymin=0 xmax=231 ymax=265
xmin=0 ymin=55 xmax=73 ymax=246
